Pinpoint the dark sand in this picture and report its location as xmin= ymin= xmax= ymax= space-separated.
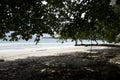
xmin=0 ymin=47 xmax=120 ymax=80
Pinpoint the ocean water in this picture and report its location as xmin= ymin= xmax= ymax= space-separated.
xmin=0 ymin=38 xmax=73 ymax=51
xmin=0 ymin=37 xmax=106 ymax=51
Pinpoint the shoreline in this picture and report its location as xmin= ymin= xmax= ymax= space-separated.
xmin=0 ymin=46 xmax=108 ymax=61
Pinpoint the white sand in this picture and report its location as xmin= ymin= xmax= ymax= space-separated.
xmin=0 ymin=46 xmax=108 ymax=60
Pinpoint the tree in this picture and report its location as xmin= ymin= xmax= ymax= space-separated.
xmin=58 ymin=0 xmax=120 ymax=44
xmin=0 ymin=0 xmax=56 ymax=43
xmin=0 ymin=0 xmax=120 ymax=44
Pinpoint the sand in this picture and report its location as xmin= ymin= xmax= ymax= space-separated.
xmin=1 ymin=45 xmax=120 ymax=80
xmin=0 ymin=46 xmax=108 ymax=61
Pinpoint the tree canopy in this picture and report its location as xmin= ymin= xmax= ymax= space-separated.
xmin=0 ymin=0 xmax=120 ymax=43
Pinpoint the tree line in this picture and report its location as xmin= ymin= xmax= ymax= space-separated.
xmin=0 ymin=0 xmax=120 ymax=44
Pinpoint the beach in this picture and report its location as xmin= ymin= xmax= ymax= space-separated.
xmin=0 ymin=38 xmax=109 ymax=60
xmin=0 ymin=45 xmax=120 ymax=80
xmin=0 ymin=41 xmax=120 ymax=65
xmin=0 ymin=45 xmax=108 ymax=60
xmin=1 ymin=39 xmax=120 ymax=80
xmin=1 ymin=40 xmax=120 ymax=80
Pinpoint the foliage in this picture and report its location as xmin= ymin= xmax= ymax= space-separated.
xmin=56 ymin=0 xmax=120 ymax=43
xmin=0 ymin=0 xmax=55 ymax=43
xmin=0 ymin=0 xmax=120 ymax=43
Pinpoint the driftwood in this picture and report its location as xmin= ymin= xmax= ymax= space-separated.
xmin=75 ymin=44 xmax=120 ymax=47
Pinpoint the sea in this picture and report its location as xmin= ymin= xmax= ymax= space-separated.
xmin=0 ymin=36 xmax=106 ymax=51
